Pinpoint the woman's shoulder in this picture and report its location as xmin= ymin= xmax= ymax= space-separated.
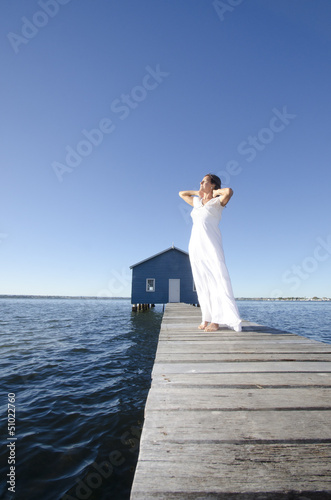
xmin=211 ymin=197 xmax=224 ymax=208
xmin=193 ymin=196 xmax=202 ymax=208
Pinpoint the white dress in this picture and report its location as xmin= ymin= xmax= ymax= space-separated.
xmin=188 ymin=196 xmax=242 ymax=331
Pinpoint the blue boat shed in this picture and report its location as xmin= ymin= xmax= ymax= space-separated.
xmin=130 ymin=245 xmax=198 ymax=309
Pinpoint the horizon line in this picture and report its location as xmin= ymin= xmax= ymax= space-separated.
xmin=0 ymin=295 xmax=330 ymax=301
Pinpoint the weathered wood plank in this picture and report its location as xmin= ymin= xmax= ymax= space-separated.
xmin=152 ymin=361 xmax=331 ymax=375
xmin=145 ymin=387 xmax=331 ymax=411
xmin=132 ymin=442 xmax=331 ymax=495
xmin=156 ymin=341 xmax=326 ymax=349
xmin=138 ymin=409 xmax=331 ymax=442
xmin=153 ymin=371 xmax=331 ymax=387
xmin=155 ymin=353 xmax=331 ymax=362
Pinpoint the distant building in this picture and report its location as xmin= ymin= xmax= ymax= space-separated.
xmin=130 ymin=245 xmax=198 ymax=307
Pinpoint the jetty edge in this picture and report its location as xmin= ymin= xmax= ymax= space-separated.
xmin=130 ymin=302 xmax=331 ymax=499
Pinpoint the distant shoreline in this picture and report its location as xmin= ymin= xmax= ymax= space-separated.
xmin=0 ymin=295 xmax=330 ymax=301
xmin=0 ymin=295 xmax=131 ymax=300
xmin=236 ymin=297 xmax=331 ymax=302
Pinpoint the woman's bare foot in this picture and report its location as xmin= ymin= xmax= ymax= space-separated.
xmin=198 ymin=322 xmax=209 ymax=330
xmin=204 ymin=323 xmax=219 ymax=332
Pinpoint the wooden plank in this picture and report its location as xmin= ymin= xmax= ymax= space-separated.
xmin=153 ymin=371 xmax=331 ymax=387
xmin=138 ymin=409 xmax=331 ymax=441
xmin=155 ymin=353 xmax=331 ymax=362
xmin=132 ymin=443 xmax=331 ymax=497
xmin=130 ymin=303 xmax=331 ymax=499
xmin=152 ymin=361 xmax=331 ymax=374
xmin=156 ymin=340 xmax=326 ymax=347
xmin=145 ymin=387 xmax=331 ymax=411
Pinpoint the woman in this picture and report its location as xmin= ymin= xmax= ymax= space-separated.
xmin=179 ymin=174 xmax=242 ymax=332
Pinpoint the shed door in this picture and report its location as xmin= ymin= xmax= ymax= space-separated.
xmin=169 ymin=279 xmax=180 ymax=303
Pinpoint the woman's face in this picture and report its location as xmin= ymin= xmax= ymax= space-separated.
xmin=200 ymin=176 xmax=214 ymax=194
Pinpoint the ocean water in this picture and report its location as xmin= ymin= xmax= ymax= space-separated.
xmin=0 ymin=298 xmax=330 ymax=500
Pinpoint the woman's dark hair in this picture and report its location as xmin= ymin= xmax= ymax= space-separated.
xmin=205 ymin=173 xmax=221 ymax=190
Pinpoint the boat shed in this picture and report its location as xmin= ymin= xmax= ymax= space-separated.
xmin=130 ymin=245 xmax=198 ymax=309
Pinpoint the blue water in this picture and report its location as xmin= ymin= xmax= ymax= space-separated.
xmin=0 ymin=298 xmax=330 ymax=500
xmin=238 ymin=300 xmax=331 ymax=344
xmin=0 ymin=298 xmax=163 ymax=500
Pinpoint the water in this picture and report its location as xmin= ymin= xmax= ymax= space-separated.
xmin=237 ymin=300 xmax=331 ymax=344
xmin=0 ymin=298 xmax=330 ymax=500
xmin=0 ymin=298 xmax=163 ymax=500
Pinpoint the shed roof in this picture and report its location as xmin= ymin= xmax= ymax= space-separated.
xmin=130 ymin=245 xmax=189 ymax=269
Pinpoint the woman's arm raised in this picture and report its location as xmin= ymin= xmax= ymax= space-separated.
xmin=213 ymin=187 xmax=233 ymax=207
xmin=179 ymin=190 xmax=199 ymax=207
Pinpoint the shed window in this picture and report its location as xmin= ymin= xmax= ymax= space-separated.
xmin=146 ymin=279 xmax=155 ymax=292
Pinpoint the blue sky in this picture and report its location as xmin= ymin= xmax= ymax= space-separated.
xmin=1 ymin=0 xmax=331 ymax=298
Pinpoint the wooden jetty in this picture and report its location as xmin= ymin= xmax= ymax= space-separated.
xmin=130 ymin=302 xmax=331 ymax=499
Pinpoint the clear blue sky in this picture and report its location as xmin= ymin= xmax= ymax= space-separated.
xmin=1 ymin=0 xmax=331 ymax=298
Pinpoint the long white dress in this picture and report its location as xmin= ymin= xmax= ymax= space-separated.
xmin=188 ymin=196 xmax=242 ymax=331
